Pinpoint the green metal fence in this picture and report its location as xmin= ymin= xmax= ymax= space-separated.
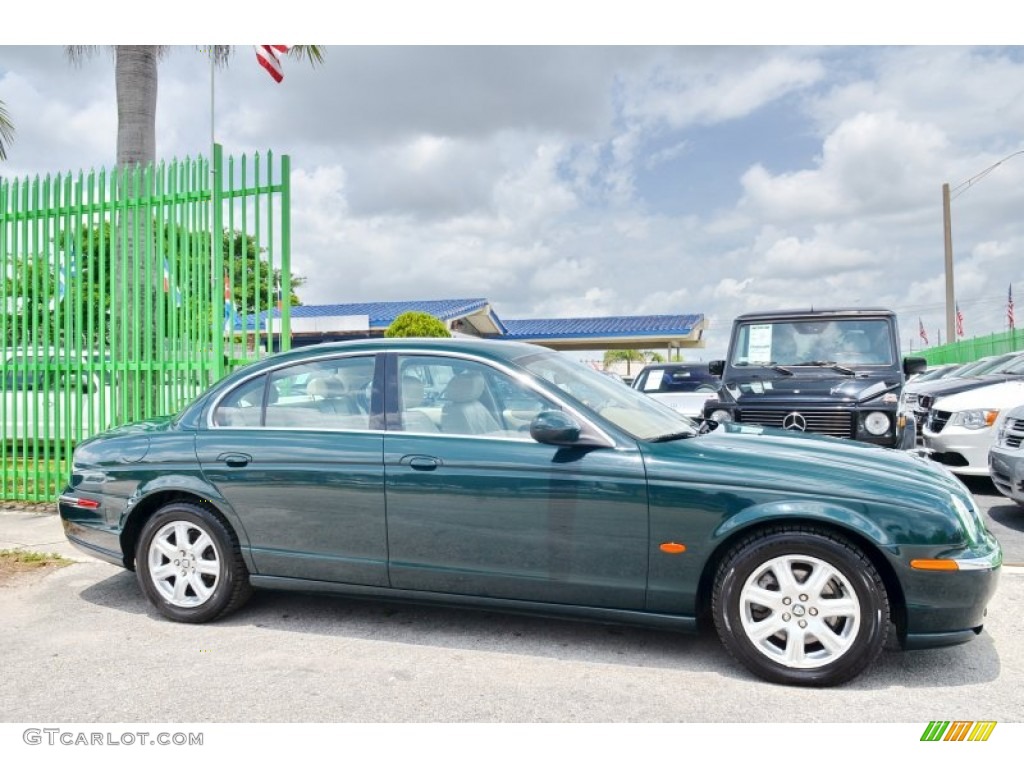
xmin=1 ymin=143 xmax=290 ymax=500
xmin=919 ymin=328 xmax=1024 ymax=366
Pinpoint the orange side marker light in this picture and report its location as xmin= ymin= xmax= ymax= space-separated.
xmin=660 ymin=542 xmax=687 ymax=554
xmin=910 ymin=559 xmax=959 ymax=571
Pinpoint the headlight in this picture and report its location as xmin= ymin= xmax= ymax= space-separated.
xmin=710 ymin=409 xmax=732 ymax=422
xmin=951 ymin=409 xmax=999 ymax=430
xmin=863 ymin=411 xmax=890 ymax=435
xmin=951 ymin=494 xmax=984 ymax=545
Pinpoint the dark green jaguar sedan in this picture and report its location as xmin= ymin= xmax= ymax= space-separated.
xmin=59 ymin=338 xmax=1001 ymax=686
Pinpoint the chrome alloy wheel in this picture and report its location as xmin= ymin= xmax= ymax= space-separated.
xmin=738 ymin=554 xmax=861 ymax=669
xmin=146 ymin=521 xmax=222 ymax=608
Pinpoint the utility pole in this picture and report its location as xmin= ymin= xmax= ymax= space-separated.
xmin=942 ymin=182 xmax=955 ymax=345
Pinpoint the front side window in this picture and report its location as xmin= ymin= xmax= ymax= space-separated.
xmin=395 ymin=355 xmax=553 ymax=438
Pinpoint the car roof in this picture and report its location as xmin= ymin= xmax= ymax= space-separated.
xmin=243 ymin=336 xmax=551 ymax=368
xmin=732 ymin=308 xmax=896 ymax=321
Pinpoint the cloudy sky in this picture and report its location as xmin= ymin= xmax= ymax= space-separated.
xmin=2 ymin=40 xmax=1023 ymax=359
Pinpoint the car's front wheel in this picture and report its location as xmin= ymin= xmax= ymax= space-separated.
xmin=712 ymin=527 xmax=889 ymax=686
xmin=135 ymin=502 xmax=252 ymax=623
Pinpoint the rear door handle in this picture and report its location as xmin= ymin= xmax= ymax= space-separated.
xmin=217 ymin=452 xmax=252 ymax=468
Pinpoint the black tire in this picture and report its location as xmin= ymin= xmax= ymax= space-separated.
xmin=135 ymin=502 xmax=252 ymax=623
xmin=712 ymin=526 xmax=889 ymax=687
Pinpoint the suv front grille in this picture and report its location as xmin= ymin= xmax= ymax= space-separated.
xmin=738 ymin=409 xmax=855 ymax=439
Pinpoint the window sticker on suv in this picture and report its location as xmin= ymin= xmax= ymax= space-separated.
xmin=747 ymin=324 xmax=774 ymax=363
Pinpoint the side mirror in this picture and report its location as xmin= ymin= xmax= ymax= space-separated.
xmin=530 ymin=410 xmax=582 ymax=446
xmin=903 ymin=356 xmax=927 ymax=376
xmin=709 ymin=360 xmax=725 ymax=376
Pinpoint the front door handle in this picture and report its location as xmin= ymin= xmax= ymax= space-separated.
xmin=217 ymin=452 xmax=252 ymax=468
xmin=407 ymin=455 xmax=440 ymax=471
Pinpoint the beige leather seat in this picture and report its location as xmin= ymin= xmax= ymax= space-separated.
xmin=401 ymin=375 xmax=438 ymax=432
xmin=441 ymin=372 xmax=500 ymax=435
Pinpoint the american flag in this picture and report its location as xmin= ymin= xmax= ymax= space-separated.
xmin=956 ymin=301 xmax=964 ymax=338
xmin=255 ymin=45 xmax=290 ymax=83
xmin=919 ymin=318 xmax=928 ymax=345
xmin=1009 ymin=284 xmax=1016 ymax=330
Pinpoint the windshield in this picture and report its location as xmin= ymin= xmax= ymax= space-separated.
xmin=515 ymin=350 xmax=698 ymax=441
xmin=730 ymin=319 xmax=895 ymax=368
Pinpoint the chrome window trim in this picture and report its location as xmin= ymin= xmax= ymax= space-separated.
xmin=206 ymin=347 xmax=619 ymax=448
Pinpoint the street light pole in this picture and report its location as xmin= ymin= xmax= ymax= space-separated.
xmin=942 ymin=182 xmax=955 ymax=343
xmin=943 ymin=150 xmax=1024 ymax=345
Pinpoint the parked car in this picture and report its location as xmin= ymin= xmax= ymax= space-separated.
xmin=989 ymin=403 xmax=1024 ymax=506
xmin=1 ymin=347 xmax=114 ymax=441
xmin=60 ymin=337 xmax=1001 ymax=687
xmin=920 ymin=378 xmax=1024 ymax=475
xmin=631 ymin=362 xmax=720 ymax=417
xmin=907 ymin=363 xmax=963 ymax=385
xmin=705 ymin=308 xmax=925 ymax=448
xmin=902 ymin=352 xmax=1024 ymax=435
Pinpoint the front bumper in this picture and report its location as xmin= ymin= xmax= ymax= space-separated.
xmin=989 ymin=444 xmax=1024 ymax=505
xmin=897 ymin=536 xmax=1001 ymax=647
xmin=920 ymin=424 xmax=997 ymax=475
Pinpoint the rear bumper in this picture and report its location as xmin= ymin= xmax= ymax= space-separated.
xmin=59 ymin=496 xmax=127 ymax=568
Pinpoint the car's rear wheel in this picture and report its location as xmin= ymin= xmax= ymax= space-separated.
xmin=136 ymin=502 xmax=252 ymax=623
xmin=712 ymin=527 xmax=888 ymax=686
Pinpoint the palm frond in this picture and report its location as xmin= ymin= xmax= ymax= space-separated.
xmin=0 ymin=99 xmax=14 ymax=161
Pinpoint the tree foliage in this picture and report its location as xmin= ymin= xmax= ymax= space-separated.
xmin=385 ymin=311 xmax=451 ymax=338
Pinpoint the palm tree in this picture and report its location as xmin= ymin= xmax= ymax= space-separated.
xmin=64 ymin=46 xmax=323 ymax=420
xmin=603 ymin=349 xmax=646 ymax=376
xmin=67 ymin=46 xmax=324 ymax=169
xmin=0 ymin=99 xmax=14 ymax=161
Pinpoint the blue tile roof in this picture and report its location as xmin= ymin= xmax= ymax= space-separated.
xmin=247 ymin=300 xmax=701 ymax=342
xmin=503 ymin=314 xmax=703 ymax=340
xmin=254 ymin=298 xmax=500 ymax=331
xmin=289 ymin=298 xmax=490 ymax=327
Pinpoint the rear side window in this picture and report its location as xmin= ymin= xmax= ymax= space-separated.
xmin=213 ymin=375 xmax=267 ymax=427
xmin=212 ymin=354 xmax=380 ymax=430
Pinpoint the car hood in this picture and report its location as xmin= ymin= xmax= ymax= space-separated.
xmin=642 ymin=421 xmax=970 ymax=516
xmin=933 ymin=379 xmax=1024 ymax=412
xmin=910 ymin=373 xmax=1021 ymax=399
xmin=724 ymin=371 xmax=899 ymax=405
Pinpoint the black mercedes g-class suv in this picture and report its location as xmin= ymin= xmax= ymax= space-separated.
xmin=704 ymin=308 xmax=926 ymax=448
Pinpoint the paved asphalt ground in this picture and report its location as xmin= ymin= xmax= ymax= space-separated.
xmin=1 ymin=481 xmax=1022 ymax=723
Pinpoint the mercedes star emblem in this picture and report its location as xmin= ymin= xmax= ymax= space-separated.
xmin=782 ymin=412 xmax=808 ymax=431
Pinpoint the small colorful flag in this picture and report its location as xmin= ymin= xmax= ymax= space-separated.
xmin=1009 ymin=284 xmax=1015 ymax=330
xmin=255 ymin=45 xmax=290 ymax=83
xmin=163 ymin=259 xmax=183 ymax=306
xmin=223 ymin=272 xmax=240 ymax=333
xmin=956 ymin=302 xmax=964 ymax=338
xmin=919 ymin=318 xmax=928 ymax=345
